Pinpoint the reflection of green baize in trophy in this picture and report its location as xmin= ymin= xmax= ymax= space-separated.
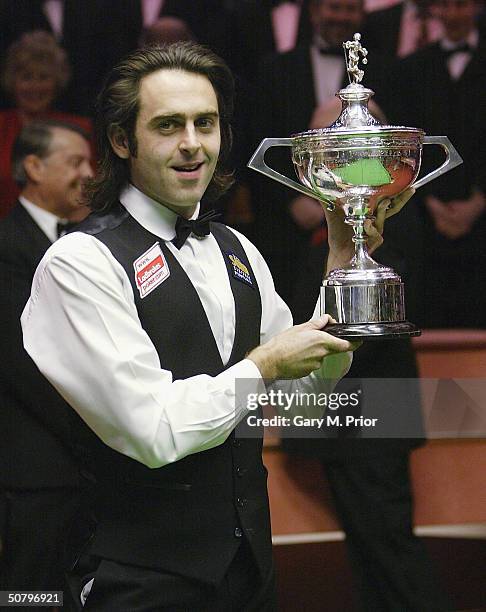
xmin=333 ymin=158 xmax=392 ymax=186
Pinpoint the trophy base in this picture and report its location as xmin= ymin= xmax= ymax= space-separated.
xmin=325 ymin=321 xmax=421 ymax=340
xmin=322 ymin=277 xmax=406 ymax=323
xmin=320 ymin=280 xmax=421 ymax=340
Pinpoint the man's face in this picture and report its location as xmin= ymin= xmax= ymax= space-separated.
xmin=36 ymin=128 xmax=93 ymax=218
xmin=310 ymin=0 xmax=364 ymax=47
xmin=125 ymin=69 xmax=221 ymax=217
xmin=434 ymin=0 xmax=478 ymax=41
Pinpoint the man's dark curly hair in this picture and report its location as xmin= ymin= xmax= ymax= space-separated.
xmin=86 ymin=42 xmax=235 ymax=212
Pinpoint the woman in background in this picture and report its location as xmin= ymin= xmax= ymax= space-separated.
xmin=0 ymin=31 xmax=92 ymax=218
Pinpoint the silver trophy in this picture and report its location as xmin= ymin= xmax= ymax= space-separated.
xmin=248 ymin=33 xmax=463 ymax=339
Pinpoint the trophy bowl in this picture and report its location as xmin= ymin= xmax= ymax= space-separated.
xmin=292 ymin=125 xmax=423 ymax=214
xmin=248 ymin=34 xmax=462 ymax=340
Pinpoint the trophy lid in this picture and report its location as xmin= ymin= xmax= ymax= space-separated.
xmin=292 ymin=32 xmax=423 ymax=140
xmin=328 ymin=33 xmax=380 ymax=130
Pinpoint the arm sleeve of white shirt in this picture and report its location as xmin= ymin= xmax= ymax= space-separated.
xmin=21 ymin=233 xmax=262 ymax=469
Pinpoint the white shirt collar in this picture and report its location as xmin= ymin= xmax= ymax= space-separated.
xmin=119 ymin=183 xmax=200 ymax=242
xmin=310 ymin=37 xmax=345 ymax=107
xmin=312 ymin=34 xmax=334 ymax=51
xmin=19 ymin=196 xmax=62 ymax=243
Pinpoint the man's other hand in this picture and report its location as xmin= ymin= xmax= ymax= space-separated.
xmin=247 ymin=315 xmax=361 ymax=380
xmin=325 ymin=187 xmax=415 ymax=272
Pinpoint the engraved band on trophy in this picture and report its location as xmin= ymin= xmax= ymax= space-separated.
xmin=248 ymin=33 xmax=463 ymax=340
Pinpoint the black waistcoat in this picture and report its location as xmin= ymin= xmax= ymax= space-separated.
xmin=71 ymin=205 xmax=271 ymax=584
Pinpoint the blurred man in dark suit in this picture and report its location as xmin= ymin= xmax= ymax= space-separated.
xmin=0 ymin=120 xmax=92 ymax=597
xmin=363 ymin=0 xmax=444 ymax=57
xmin=392 ymin=0 xmax=486 ymax=328
xmin=226 ymin=0 xmax=313 ymax=82
xmin=156 ymin=0 xmax=231 ymax=59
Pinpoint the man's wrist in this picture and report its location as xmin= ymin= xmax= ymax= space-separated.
xmin=326 ymin=247 xmax=354 ymax=274
xmin=247 ymin=344 xmax=278 ymax=381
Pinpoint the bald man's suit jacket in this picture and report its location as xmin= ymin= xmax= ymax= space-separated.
xmin=0 ymin=203 xmax=79 ymax=488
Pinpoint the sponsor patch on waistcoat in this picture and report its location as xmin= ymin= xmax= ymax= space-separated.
xmin=133 ymin=242 xmax=170 ymax=298
xmin=226 ymin=252 xmax=253 ymax=287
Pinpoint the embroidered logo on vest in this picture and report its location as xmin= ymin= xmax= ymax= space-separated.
xmin=227 ymin=252 xmax=253 ymax=287
xmin=133 ymin=242 xmax=170 ymax=298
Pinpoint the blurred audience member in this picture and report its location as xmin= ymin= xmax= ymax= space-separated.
xmin=141 ymin=16 xmax=195 ymax=46
xmin=0 ymin=0 xmax=142 ymax=116
xmin=0 ymin=120 xmax=92 ymax=597
xmin=363 ymin=0 xmax=444 ymax=57
xmin=144 ymin=0 xmax=232 ymax=60
xmin=0 ymin=0 xmax=49 ymax=60
xmin=227 ymin=0 xmax=313 ymax=82
xmin=393 ymin=0 xmax=486 ymax=327
xmin=0 ymin=31 xmax=92 ymax=219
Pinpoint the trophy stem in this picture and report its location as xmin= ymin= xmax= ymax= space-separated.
xmin=350 ymin=219 xmax=376 ymax=268
xmin=344 ymin=197 xmax=381 ymax=271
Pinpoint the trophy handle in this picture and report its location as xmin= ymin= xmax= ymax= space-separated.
xmin=412 ymin=136 xmax=463 ymax=190
xmin=247 ymin=138 xmax=318 ymax=199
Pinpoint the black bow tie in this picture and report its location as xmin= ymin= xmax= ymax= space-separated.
xmin=172 ymin=209 xmax=221 ymax=249
xmin=56 ymin=221 xmax=77 ymax=239
xmin=319 ymin=46 xmax=344 ymax=57
xmin=443 ymin=43 xmax=473 ymax=58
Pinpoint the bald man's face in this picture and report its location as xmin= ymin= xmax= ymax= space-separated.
xmin=35 ymin=128 xmax=93 ymax=219
xmin=310 ymin=0 xmax=364 ymax=47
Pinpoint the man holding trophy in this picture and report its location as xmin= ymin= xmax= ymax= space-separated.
xmin=20 ymin=41 xmax=366 ymax=610
xmin=19 ymin=29 xmax=459 ymax=608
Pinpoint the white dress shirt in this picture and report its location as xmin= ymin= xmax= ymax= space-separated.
xmin=19 ymin=196 xmax=60 ymax=243
xmin=311 ymin=37 xmax=346 ymax=106
xmin=21 ymin=184 xmax=351 ymax=469
xmin=442 ymin=30 xmax=478 ymax=81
